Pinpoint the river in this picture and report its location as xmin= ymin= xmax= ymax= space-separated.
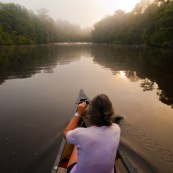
xmin=0 ymin=44 xmax=173 ymax=173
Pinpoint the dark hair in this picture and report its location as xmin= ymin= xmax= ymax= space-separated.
xmin=87 ymin=94 xmax=114 ymax=127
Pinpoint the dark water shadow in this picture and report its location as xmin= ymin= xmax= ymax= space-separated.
xmin=26 ymin=134 xmax=63 ymax=173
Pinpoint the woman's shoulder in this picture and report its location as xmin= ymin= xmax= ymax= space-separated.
xmin=111 ymin=123 xmax=121 ymax=131
xmin=111 ymin=123 xmax=119 ymax=127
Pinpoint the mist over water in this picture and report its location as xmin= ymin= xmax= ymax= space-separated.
xmin=0 ymin=44 xmax=173 ymax=173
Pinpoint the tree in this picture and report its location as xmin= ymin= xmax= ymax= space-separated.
xmin=133 ymin=0 xmax=151 ymax=14
xmin=0 ymin=3 xmax=91 ymax=45
xmin=92 ymin=0 xmax=173 ymax=47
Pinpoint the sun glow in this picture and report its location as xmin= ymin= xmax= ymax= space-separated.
xmin=99 ymin=0 xmax=141 ymax=14
xmin=119 ymin=71 xmax=126 ymax=78
xmin=115 ymin=0 xmax=141 ymax=12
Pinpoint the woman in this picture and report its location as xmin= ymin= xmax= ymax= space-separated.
xmin=64 ymin=94 xmax=120 ymax=173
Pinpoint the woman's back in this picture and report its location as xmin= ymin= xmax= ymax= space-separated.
xmin=66 ymin=123 xmax=120 ymax=173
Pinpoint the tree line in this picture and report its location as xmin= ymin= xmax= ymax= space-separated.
xmin=0 ymin=1 xmax=173 ymax=47
xmin=0 ymin=3 xmax=91 ymax=45
xmin=92 ymin=0 xmax=173 ymax=47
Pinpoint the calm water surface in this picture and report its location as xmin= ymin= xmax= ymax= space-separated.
xmin=0 ymin=44 xmax=173 ymax=173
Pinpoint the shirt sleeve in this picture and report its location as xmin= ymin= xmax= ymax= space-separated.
xmin=66 ymin=128 xmax=79 ymax=145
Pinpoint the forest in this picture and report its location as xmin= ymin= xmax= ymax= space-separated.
xmin=0 ymin=0 xmax=173 ymax=47
xmin=92 ymin=0 xmax=173 ymax=47
xmin=0 ymin=3 xmax=91 ymax=44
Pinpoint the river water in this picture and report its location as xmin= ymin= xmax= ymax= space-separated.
xmin=0 ymin=44 xmax=173 ymax=173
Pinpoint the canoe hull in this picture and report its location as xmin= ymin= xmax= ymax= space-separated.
xmin=51 ymin=89 xmax=90 ymax=173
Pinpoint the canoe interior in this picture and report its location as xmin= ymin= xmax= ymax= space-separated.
xmin=60 ymin=143 xmax=74 ymax=164
xmin=51 ymin=89 xmax=90 ymax=173
xmin=57 ymin=143 xmax=74 ymax=173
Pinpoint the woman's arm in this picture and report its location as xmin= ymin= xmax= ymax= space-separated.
xmin=63 ymin=102 xmax=87 ymax=138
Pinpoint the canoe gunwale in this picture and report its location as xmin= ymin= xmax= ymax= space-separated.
xmin=51 ymin=89 xmax=90 ymax=173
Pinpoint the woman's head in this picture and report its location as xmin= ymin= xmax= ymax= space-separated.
xmin=87 ymin=94 xmax=114 ymax=126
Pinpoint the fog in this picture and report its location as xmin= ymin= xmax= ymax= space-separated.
xmin=0 ymin=0 xmax=140 ymax=28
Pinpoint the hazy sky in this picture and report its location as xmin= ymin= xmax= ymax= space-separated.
xmin=1 ymin=0 xmax=140 ymax=28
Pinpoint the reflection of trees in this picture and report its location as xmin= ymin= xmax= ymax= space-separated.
xmin=126 ymin=71 xmax=140 ymax=82
xmin=1 ymin=44 xmax=173 ymax=108
xmin=157 ymin=90 xmax=173 ymax=109
xmin=113 ymin=70 xmax=140 ymax=82
xmin=91 ymin=44 xmax=173 ymax=108
xmin=140 ymin=78 xmax=154 ymax=91
xmin=0 ymin=79 xmax=5 ymax=85
xmin=0 ymin=44 xmax=92 ymax=85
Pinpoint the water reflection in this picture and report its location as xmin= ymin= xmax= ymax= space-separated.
xmin=0 ymin=44 xmax=173 ymax=107
xmin=91 ymin=45 xmax=173 ymax=108
xmin=0 ymin=44 xmax=92 ymax=85
xmin=0 ymin=44 xmax=173 ymax=173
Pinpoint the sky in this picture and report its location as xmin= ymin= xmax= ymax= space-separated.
xmin=0 ymin=0 xmax=141 ymax=28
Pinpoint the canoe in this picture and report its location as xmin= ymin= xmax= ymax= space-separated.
xmin=51 ymin=89 xmax=137 ymax=173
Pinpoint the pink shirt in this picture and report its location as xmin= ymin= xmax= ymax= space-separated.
xmin=66 ymin=123 xmax=120 ymax=173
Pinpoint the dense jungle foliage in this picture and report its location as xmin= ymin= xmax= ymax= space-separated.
xmin=92 ymin=0 xmax=173 ymax=47
xmin=0 ymin=0 xmax=173 ymax=47
xmin=0 ymin=3 xmax=91 ymax=44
